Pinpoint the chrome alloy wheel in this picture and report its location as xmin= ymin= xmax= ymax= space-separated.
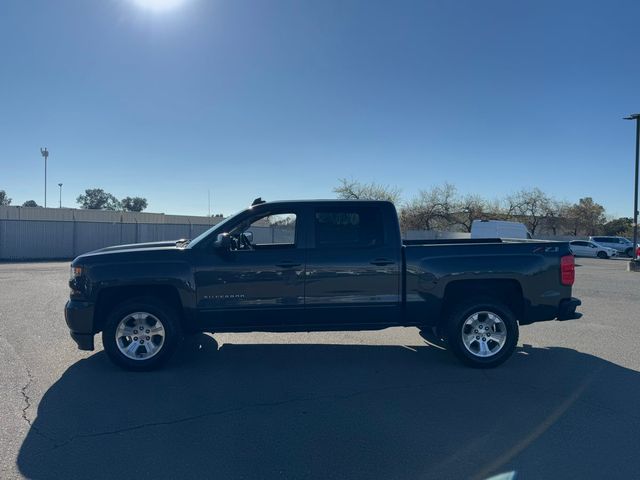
xmin=461 ymin=311 xmax=507 ymax=358
xmin=115 ymin=312 xmax=166 ymax=360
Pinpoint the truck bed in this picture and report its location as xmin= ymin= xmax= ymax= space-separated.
xmin=401 ymin=238 xmax=573 ymax=326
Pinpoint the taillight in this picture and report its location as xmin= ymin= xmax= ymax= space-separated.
xmin=561 ymin=255 xmax=575 ymax=286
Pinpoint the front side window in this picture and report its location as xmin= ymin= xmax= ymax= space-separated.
xmin=314 ymin=207 xmax=384 ymax=248
xmin=230 ymin=212 xmax=297 ymax=250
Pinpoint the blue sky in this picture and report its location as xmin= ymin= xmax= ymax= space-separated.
xmin=1 ymin=0 xmax=639 ymax=217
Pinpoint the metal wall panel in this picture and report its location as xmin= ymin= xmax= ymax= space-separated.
xmin=74 ymin=222 xmax=125 ymax=255
xmin=0 ymin=220 xmax=74 ymax=259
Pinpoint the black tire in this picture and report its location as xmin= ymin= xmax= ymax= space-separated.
xmin=444 ymin=297 xmax=519 ymax=368
xmin=625 ymin=247 xmax=634 ymax=258
xmin=597 ymin=251 xmax=608 ymax=259
xmin=102 ymin=297 xmax=182 ymax=371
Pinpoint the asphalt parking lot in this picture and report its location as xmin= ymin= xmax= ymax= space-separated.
xmin=1 ymin=258 xmax=639 ymax=479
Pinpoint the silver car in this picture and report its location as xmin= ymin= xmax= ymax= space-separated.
xmin=588 ymin=236 xmax=636 ymax=257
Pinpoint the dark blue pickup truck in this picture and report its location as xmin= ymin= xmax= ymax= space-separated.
xmin=65 ymin=199 xmax=581 ymax=370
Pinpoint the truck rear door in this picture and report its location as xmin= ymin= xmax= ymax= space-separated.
xmin=304 ymin=203 xmax=401 ymax=325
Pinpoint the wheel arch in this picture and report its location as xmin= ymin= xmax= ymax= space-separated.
xmin=441 ymin=279 xmax=524 ymax=323
xmin=94 ymin=285 xmax=184 ymax=333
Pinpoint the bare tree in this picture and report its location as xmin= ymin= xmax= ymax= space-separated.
xmin=542 ymin=200 xmax=570 ymax=235
xmin=333 ymin=178 xmax=401 ymax=204
xmin=453 ymin=194 xmax=487 ymax=232
xmin=332 ymin=179 xmax=610 ymax=238
xmin=504 ymin=188 xmax=552 ymax=236
xmin=399 ymin=183 xmax=457 ymax=231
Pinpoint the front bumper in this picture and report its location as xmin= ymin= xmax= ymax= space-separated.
xmin=64 ymin=300 xmax=96 ymax=351
xmin=557 ymin=297 xmax=582 ymax=321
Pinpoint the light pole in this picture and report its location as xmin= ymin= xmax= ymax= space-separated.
xmin=624 ymin=114 xmax=639 ymax=261
xmin=58 ymin=183 xmax=63 ymax=208
xmin=40 ymin=147 xmax=49 ymax=207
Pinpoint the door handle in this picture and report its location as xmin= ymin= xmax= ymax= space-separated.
xmin=370 ymin=258 xmax=394 ymax=266
xmin=276 ymin=261 xmax=302 ymax=268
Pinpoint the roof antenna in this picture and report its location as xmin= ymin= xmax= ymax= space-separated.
xmin=251 ymin=197 xmax=266 ymax=206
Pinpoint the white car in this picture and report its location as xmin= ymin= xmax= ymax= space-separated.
xmin=569 ymin=240 xmax=617 ymax=259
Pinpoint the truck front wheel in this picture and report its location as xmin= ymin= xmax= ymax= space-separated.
xmin=102 ymin=297 xmax=182 ymax=371
xmin=445 ymin=298 xmax=518 ymax=368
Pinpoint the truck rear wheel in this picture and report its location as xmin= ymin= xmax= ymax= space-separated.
xmin=102 ymin=297 xmax=182 ymax=371
xmin=445 ymin=298 xmax=518 ymax=368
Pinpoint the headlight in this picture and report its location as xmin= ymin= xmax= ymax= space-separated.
xmin=69 ymin=266 xmax=86 ymax=297
xmin=70 ymin=266 xmax=83 ymax=280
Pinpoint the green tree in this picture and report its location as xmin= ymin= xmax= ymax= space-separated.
xmin=76 ymin=188 xmax=121 ymax=210
xmin=121 ymin=196 xmax=148 ymax=212
xmin=567 ymin=197 xmax=606 ymax=235
xmin=22 ymin=200 xmax=40 ymax=207
xmin=602 ymin=217 xmax=633 ymax=237
xmin=0 ymin=190 xmax=11 ymax=206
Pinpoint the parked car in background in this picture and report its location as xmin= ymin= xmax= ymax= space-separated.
xmin=589 ymin=236 xmax=636 ymax=257
xmin=471 ymin=220 xmax=532 ymax=239
xmin=569 ymin=240 xmax=617 ymax=259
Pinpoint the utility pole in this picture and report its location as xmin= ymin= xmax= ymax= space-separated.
xmin=624 ymin=114 xmax=639 ymax=262
xmin=58 ymin=183 xmax=63 ymax=208
xmin=40 ymin=147 xmax=49 ymax=207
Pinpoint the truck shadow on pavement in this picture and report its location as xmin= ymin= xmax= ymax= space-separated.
xmin=17 ymin=334 xmax=640 ymax=480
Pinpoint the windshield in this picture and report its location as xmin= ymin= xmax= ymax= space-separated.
xmin=187 ymin=208 xmax=247 ymax=248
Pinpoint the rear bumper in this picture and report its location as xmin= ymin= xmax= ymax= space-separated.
xmin=557 ymin=297 xmax=582 ymax=321
xmin=64 ymin=300 xmax=96 ymax=351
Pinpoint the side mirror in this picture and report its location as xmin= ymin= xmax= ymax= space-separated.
xmin=214 ymin=233 xmax=232 ymax=250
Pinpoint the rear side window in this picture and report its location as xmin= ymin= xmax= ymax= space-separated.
xmin=592 ymin=237 xmax=606 ymax=242
xmin=314 ymin=207 xmax=385 ymax=248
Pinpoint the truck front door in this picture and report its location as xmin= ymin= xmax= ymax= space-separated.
xmin=194 ymin=208 xmax=306 ymax=328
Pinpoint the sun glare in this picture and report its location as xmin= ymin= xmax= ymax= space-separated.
xmin=132 ymin=0 xmax=187 ymax=11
